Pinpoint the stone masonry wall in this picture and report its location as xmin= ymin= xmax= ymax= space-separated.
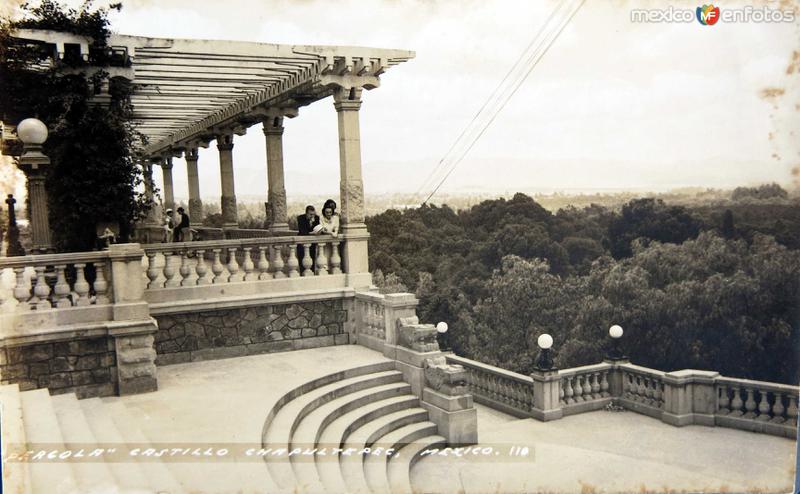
xmin=0 ymin=338 xmax=117 ymax=398
xmin=153 ymin=299 xmax=350 ymax=365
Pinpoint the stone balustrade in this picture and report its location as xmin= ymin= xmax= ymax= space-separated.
xmin=715 ymin=377 xmax=798 ymax=436
xmin=557 ymin=363 xmax=613 ymax=416
xmin=1 ymin=251 xmax=113 ymax=312
xmin=142 ymin=235 xmax=343 ymax=293
xmin=354 ymin=291 xmax=387 ymax=340
xmin=616 ymin=363 xmax=666 ymax=418
xmin=445 ymin=355 xmax=534 ymax=418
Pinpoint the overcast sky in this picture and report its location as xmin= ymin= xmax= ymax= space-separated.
xmin=6 ymin=0 xmax=800 ymax=202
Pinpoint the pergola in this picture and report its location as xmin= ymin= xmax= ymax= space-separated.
xmin=11 ymin=29 xmax=414 ymax=245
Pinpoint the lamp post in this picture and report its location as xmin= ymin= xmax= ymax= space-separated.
xmin=534 ymin=333 xmax=555 ymax=372
xmin=607 ymin=324 xmax=627 ymax=361
xmin=436 ymin=321 xmax=449 ymax=352
xmin=16 ymin=118 xmax=52 ymax=253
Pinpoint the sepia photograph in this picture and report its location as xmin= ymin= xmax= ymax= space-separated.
xmin=0 ymin=0 xmax=798 ymax=492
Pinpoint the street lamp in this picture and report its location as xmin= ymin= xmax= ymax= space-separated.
xmin=534 ymin=333 xmax=555 ymax=371
xmin=607 ymin=324 xmax=627 ymax=361
xmin=16 ymin=118 xmax=52 ymax=253
xmin=436 ymin=321 xmax=449 ymax=352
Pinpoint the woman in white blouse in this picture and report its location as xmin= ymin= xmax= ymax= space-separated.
xmin=319 ymin=204 xmax=339 ymax=237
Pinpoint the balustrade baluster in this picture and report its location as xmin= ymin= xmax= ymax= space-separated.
xmin=179 ymin=251 xmax=193 ymax=286
xmin=786 ymin=395 xmax=798 ymax=426
xmin=243 ymin=247 xmax=257 ymax=281
xmin=32 ymin=266 xmax=51 ymax=310
xmin=315 ymin=240 xmax=329 ymax=276
xmin=13 ymin=267 xmax=30 ymax=311
xmin=94 ymin=262 xmax=110 ymax=304
xmin=730 ymin=387 xmax=744 ymax=416
xmin=600 ymin=371 xmax=610 ymax=398
xmin=53 ymin=265 xmax=71 ymax=308
xmin=301 ymin=244 xmax=313 ymax=276
xmin=146 ymin=253 xmax=160 ymax=289
xmin=591 ymin=372 xmax=601 ymax=399
xmin=743 ymin=388 xmax=757 ymax=418
xmin=560 ymin=379 xmax=566 ymax=405
xmin=565 ymin=377 xmax=575 ymax=404
xmin=272 ymin=245 xmax=286 ymax=278
xmin=653 ymin=380 xmax=662 ymax=407
xmin=771 ymin=392 xmax=785 ymax=423
xmin=163 ymin=253 xmax=179 ymax=288
xmin=227 ymin=248 xmax=243 ymax=282
xmin=195 ymin=250 xmax=210 ymax=285
xmin=756 ymin=391 xmax=772 ymax=421
xmin=573 ymin=375 xmax=584 ymax=402
xmin=212 ymin=249 xmax=226 ymax=284
xmin=74 ymin=263 xmax=91 ymax=306
xmin=637 ymin=376 xmax=647 ymax=403
xmin=330 ymin=241 xmax=342 ymax=274
xmin=717 ymin=385 xmax=730 ymax=415
xmin=645 ymin=377 xmax=655 ymax=406
xmin=257 ymin=246 xmax=271 ymax=280
xmin=286 ymin=244 xmax=300 ymax=277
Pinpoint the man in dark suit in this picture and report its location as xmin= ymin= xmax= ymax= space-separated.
xmin=297 ymin=205 xmax=320 ymax=272
xmin=297 ymin=205 xmax=320 ymax=235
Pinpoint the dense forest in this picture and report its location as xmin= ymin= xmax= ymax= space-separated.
xmin=366 ymin=184 xmax=800 ymax=384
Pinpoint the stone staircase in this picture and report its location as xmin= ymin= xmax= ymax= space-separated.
xmin=1 ymin=361 xmax=445 ymax=493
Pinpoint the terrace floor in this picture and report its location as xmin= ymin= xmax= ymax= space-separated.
xmin=111 ymin=346 xmax=797 ymax=493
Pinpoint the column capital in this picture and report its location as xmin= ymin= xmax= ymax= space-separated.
xmin=159 ymin=157 xmax=173 ymax=170
xmin=262 ymin=117 xmax=285 ymax=136
xmin=216 ymin=132 xmax=234 ymax=151
xmin=185 ymin=147 xmax=199 ymax=161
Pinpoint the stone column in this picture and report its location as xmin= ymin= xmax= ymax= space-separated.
xmin=185 ymin=147 xmax=203 ymax=225
xmin=334 ymin=87 xmax=366 ymax=230
xmin=333 ymin=87 xmax=371 ymax=288
xmin=263 ymin=117 xmax=289 ymax=231
xmin=16 ymin=146 xmax=52 ymax=253
xmin=217 ymin=132 xmax=238 ymax=228
xmin=160 ymin=157 xmax=175 ymax=213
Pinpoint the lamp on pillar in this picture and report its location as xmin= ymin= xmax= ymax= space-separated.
xmin=436 ymin=321 xmax=449 ymax=352
xmin=606 ymin=324 xmax=627 ymax=361
xmin=16 ymin=118 xmax=52 ymax=253
xmin=534 ymin=333 xmax=556 ymax=372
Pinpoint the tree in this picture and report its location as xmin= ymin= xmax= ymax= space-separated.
xmin=0 ymin=1 xmax=149 ymax=252
xmin=608 ymin=198 xmax=700 ymax=258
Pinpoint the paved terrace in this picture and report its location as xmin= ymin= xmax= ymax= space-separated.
xmin=84 ymin=346 xmax=797 ymax=493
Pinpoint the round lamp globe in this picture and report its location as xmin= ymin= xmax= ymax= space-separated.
xmin=537 ymin=333 xmax=553 ymax=350
xmin=436 ymin=322 xmax=448 ymax=334
xmin=609 ymin=325 xmax=624 ymax=339
xmin=17 ymin=118 xmax=48 ymax=145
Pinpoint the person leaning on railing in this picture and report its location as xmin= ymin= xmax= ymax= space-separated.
xmin=297 ymin=205 xmax=320 ymax=271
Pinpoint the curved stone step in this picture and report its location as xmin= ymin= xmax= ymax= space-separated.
xmin=102 ymin=400 xmax=183 ymax=493
xmin=19 ymin=389 xmax=79 ymax=494
xmin=289 ymin=386 xmax=414 ymax=492
xmin=363 ymin=422 xmax=439 ymax=493
xmin=51 ymin=394 xmax=118 ymax=493
xmin=263 ymin=369 xmax=403 ymax=489
xmin=339 ymin=407 xmax=430 ymax=493
xmin=79 ymin=398 xmax=152 ymax=493
xmin=0 ymin=384 xmax=33 ymax=494
xmin=314 ymin=395 xmax=420 ymax=493
xmin=388 ymin=434 xmax=447 ymax=494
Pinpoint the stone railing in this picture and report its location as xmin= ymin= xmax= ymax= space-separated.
xmin=558 ymin=363 xmax=613 ymax=416
xmin=143 ymin=235 xmax=342 ymax=287
xmin=1 ymin=251 xmax=113 ymax=312
xmin=354 ymin=291 xmax=387 ymax=340
xmin=445 ymin=355 xmax=534 ymax=418
xmin=714 ymin=377 xmax=798 ymax=436
xmin=616 ymin=363 xmax=665 ymax=419
xmin=353 ymin=292 xmax=419 ymax=354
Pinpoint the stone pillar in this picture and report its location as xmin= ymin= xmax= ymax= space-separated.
xmin=217 ymin=132 xmax=238 ymax=228
xmin=185 ymin=147 xmax=203 ymax=225
xmin=382 ymin=293 xmax=420 ymax=356
xmin=662 ymin=370 xmax=719 ymax=427
xmin=107 ymin=243 xmax=158 ymax=395
xmin=530 ymin=369 xmax=564 ymax=421
xmin=263 ymin=116 xmax=290 ymax=231
xmin=160 ymin=157 xmax=175 ymax=213
xmin=333 ymin=87 xmax=371 ymax=288
xmin=23 ymin=170 xmax=51 ymax=253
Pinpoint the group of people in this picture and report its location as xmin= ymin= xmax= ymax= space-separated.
xmin=164 ymin=207 xmax=192 ymax=242
xmin=298 ymin=199 xmax=340 ymax=237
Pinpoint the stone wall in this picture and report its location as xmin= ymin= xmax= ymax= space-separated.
xmin=153 ymin=299 xmax=350 ymax=365
xmin=0 ymin=338 xmax=117 ymax=398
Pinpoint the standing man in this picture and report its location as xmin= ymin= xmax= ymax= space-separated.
xmin=176 ymin=207 xmax=192 ymax=241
